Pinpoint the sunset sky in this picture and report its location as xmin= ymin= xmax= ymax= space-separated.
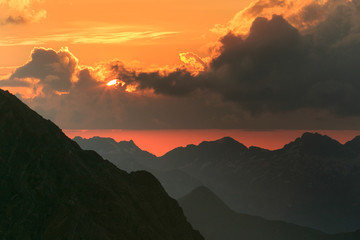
xmin=1 ymin=0 xmax=360 ymax=153
xmin=0 ymin=0 xmax=251 ymax=67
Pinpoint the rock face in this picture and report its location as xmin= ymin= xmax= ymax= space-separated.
xmin=0 ymin=89 xmax=203 ymax=240
xmin=179 ymin=186 xmax=360 ymax=240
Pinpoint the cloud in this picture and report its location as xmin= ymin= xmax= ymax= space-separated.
xmin=211 ymin=0 xmax=359 ymax=36
xmin=119 ymin=68 xmax=207 ymax=97
xmin=4 ymin=0 xmax=360 ymax=129
xmin=110 ymin=1 xmax=360 ymax=117
xmin=0 ymin=78 xmax=31 ymax=87
xmin=179 ymin=52 xmax=209 ymax=73
xmin=0 ymin=0 xmax=46 ymax=25
xmin=9 ymin=47 xmax=79 ymax=93
xmin=203 ymin=1 xmax=360 ymax=116
xmin=0 ymin=26 xmax=178 ymax=46
xmin=3 ymin=15 xmax=26 ymax=24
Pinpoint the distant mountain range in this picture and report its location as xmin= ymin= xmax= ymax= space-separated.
xmin=0 ymin=89 xmax=203 ymax=240
xmin=74 ymin=136 xmax=202 ymax=198
xmin=179 ymin=186 xmax=360 ymax=240
xmin=75 ymin=133 xmax=360 ymax=233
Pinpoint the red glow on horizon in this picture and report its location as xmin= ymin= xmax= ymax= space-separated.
xmin=63 ymin=129 xmax=360 ymax=157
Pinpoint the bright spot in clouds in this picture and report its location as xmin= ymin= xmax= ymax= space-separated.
xmin=125 ymin=84 xmax=137 ymax=93
xmin=106 ymin=79 xmax=118 ymax=87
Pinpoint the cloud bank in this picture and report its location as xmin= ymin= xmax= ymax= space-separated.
xmin=2 ymin=0 xmax=360 ymax=129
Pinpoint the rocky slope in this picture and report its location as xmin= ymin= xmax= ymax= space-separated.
xmin=0 ymin=89 xmax=203 ymax=240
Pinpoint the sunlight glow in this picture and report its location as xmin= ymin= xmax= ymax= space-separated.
xmin=106 ymin=79 xmax=118 ymax=86
xmin=125 ymin=84 xmax=137 ymax=92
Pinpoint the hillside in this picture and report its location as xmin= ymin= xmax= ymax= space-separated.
xmin=179 ymin=186 xmax=360 ymax=240
xmin=0 ymin=89 xmax=203 ymax=240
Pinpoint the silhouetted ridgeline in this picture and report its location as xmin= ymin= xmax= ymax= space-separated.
xmin=74 ymin=136 xmax=202 ymax=198
xmin=75 ymin=133 xmax=360 ymax=233
xmin=0 ymin=89 xmax=203 ymax=240
xmin=179 ymin=186 xmax=360 ymax=240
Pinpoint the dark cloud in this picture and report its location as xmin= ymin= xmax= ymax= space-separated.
xmin=9 ymin=48 xmax=78 ymax=93
xmin=28 ymin=69 xmax=243 ymax=129
xmin=113 ymin=8 xmax=360 ymax=117
xmin=7 ymin=0 xmax=360 ymax=129
xmin=209 ymin=15 xmax=306 ymax=112
xmin=127 ymin=69 xmax=206 ymax=96
xmin=207 ymin=12 xmax=360 ymax=116
xmin=6 ymin=15 xmax=26 ymax=24
xmin=0 ymin=79 xmax=31 ymax=87
xmin=1 ymin=15 xmax=27 ymax=25
xmin=111 ymin=61 xmax=209 ymax=97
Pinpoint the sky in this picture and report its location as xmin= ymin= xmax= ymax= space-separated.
xmin=1 ymin=0 xmax=360 ymax=131
xmin=65 ymin=129 xmax=360 ymax=156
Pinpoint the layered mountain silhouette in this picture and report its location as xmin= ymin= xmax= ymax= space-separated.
xmin=75 ymin=133 xmax=360 ymax=233
xmin=75 ymin=136 xmax=202 ymax=198
xmin=73 ymin=136 xmax=157 ymax=171
xmin=179 ymin=186 xmax=360 ymax=240
xmin=0 ymin=89 xmax=203 ymax=240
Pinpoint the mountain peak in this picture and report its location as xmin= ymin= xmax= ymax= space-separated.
xmin=345 ymin=135 xmax=360 ymax=147
xmin=299 ymin=132 xmax=341 ymax=146
xmin=186 ymin=186 xmax=217 ymax=198
xmin=344 ymin=135 xmax=360 ymax=154
xmin=118 ymin=139 xmax=139 ymax=148
xmin=217 ymin=136 xmax=238 ymax=143
xmin=282 ymin=132 xmax=343 ymax=156
xmin=179 ymin=186 xmax=233 ymax=214
xmin=199 ymin=136 xmax=248 ymax=151
xmin=301 ymin=132 xmax=334 ymax=140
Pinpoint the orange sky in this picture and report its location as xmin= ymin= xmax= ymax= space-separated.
xmin=0 ymin=0 xmax=252 ymax=68
xmin=2 ymin=0 xmax=360 ymax=133
xmin=64 ymin=129 xmax=360 ymax=156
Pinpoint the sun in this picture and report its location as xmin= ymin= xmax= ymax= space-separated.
xmin=106 ymin=79 xmax=118 ymax=86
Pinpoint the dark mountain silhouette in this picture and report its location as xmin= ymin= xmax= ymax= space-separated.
xmin=0 ymin=89 xmax=203 ymax=240
xmin=73 ymin=136 xmax=156 ymax=171
xmin=179 ymin=186 xmax=360 ymax=240
xmin=157 ymin=136 xmax=248 ymax=170
xmin=75 ymin=136 xmax=202 ymax=198
xmin=75 ymin=133 xmax=360 ymax=233
xmin=159 ymin=134 xmax=360 ymax=233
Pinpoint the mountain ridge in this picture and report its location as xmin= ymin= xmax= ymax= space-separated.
xmin=0 ymin=89 xmax=203 ymax=240
xmin=179 ymin=186 xmax=360 ymax=240
xmin=74 ymin=132 xmax=360 ymax=233
xmin=75 ymin=132 xmax=360 ymax=157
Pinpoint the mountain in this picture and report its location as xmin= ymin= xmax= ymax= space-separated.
xmin=73 ymin=130 xmax=360 ymax=233
xmin=178 ymin=186 xmax=360 ymax=240
xmin=159 ymin=134 xmax=360 ymax=233
xmin=74 ymin=137 xmax=202 ymax=198
xmin=157 ymin=136 xmax=248 ymax=171
xmin=0 ymin=89 xmax=203 ymax=240
xmin=73 ymin=136 xmax=156 ymax=171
